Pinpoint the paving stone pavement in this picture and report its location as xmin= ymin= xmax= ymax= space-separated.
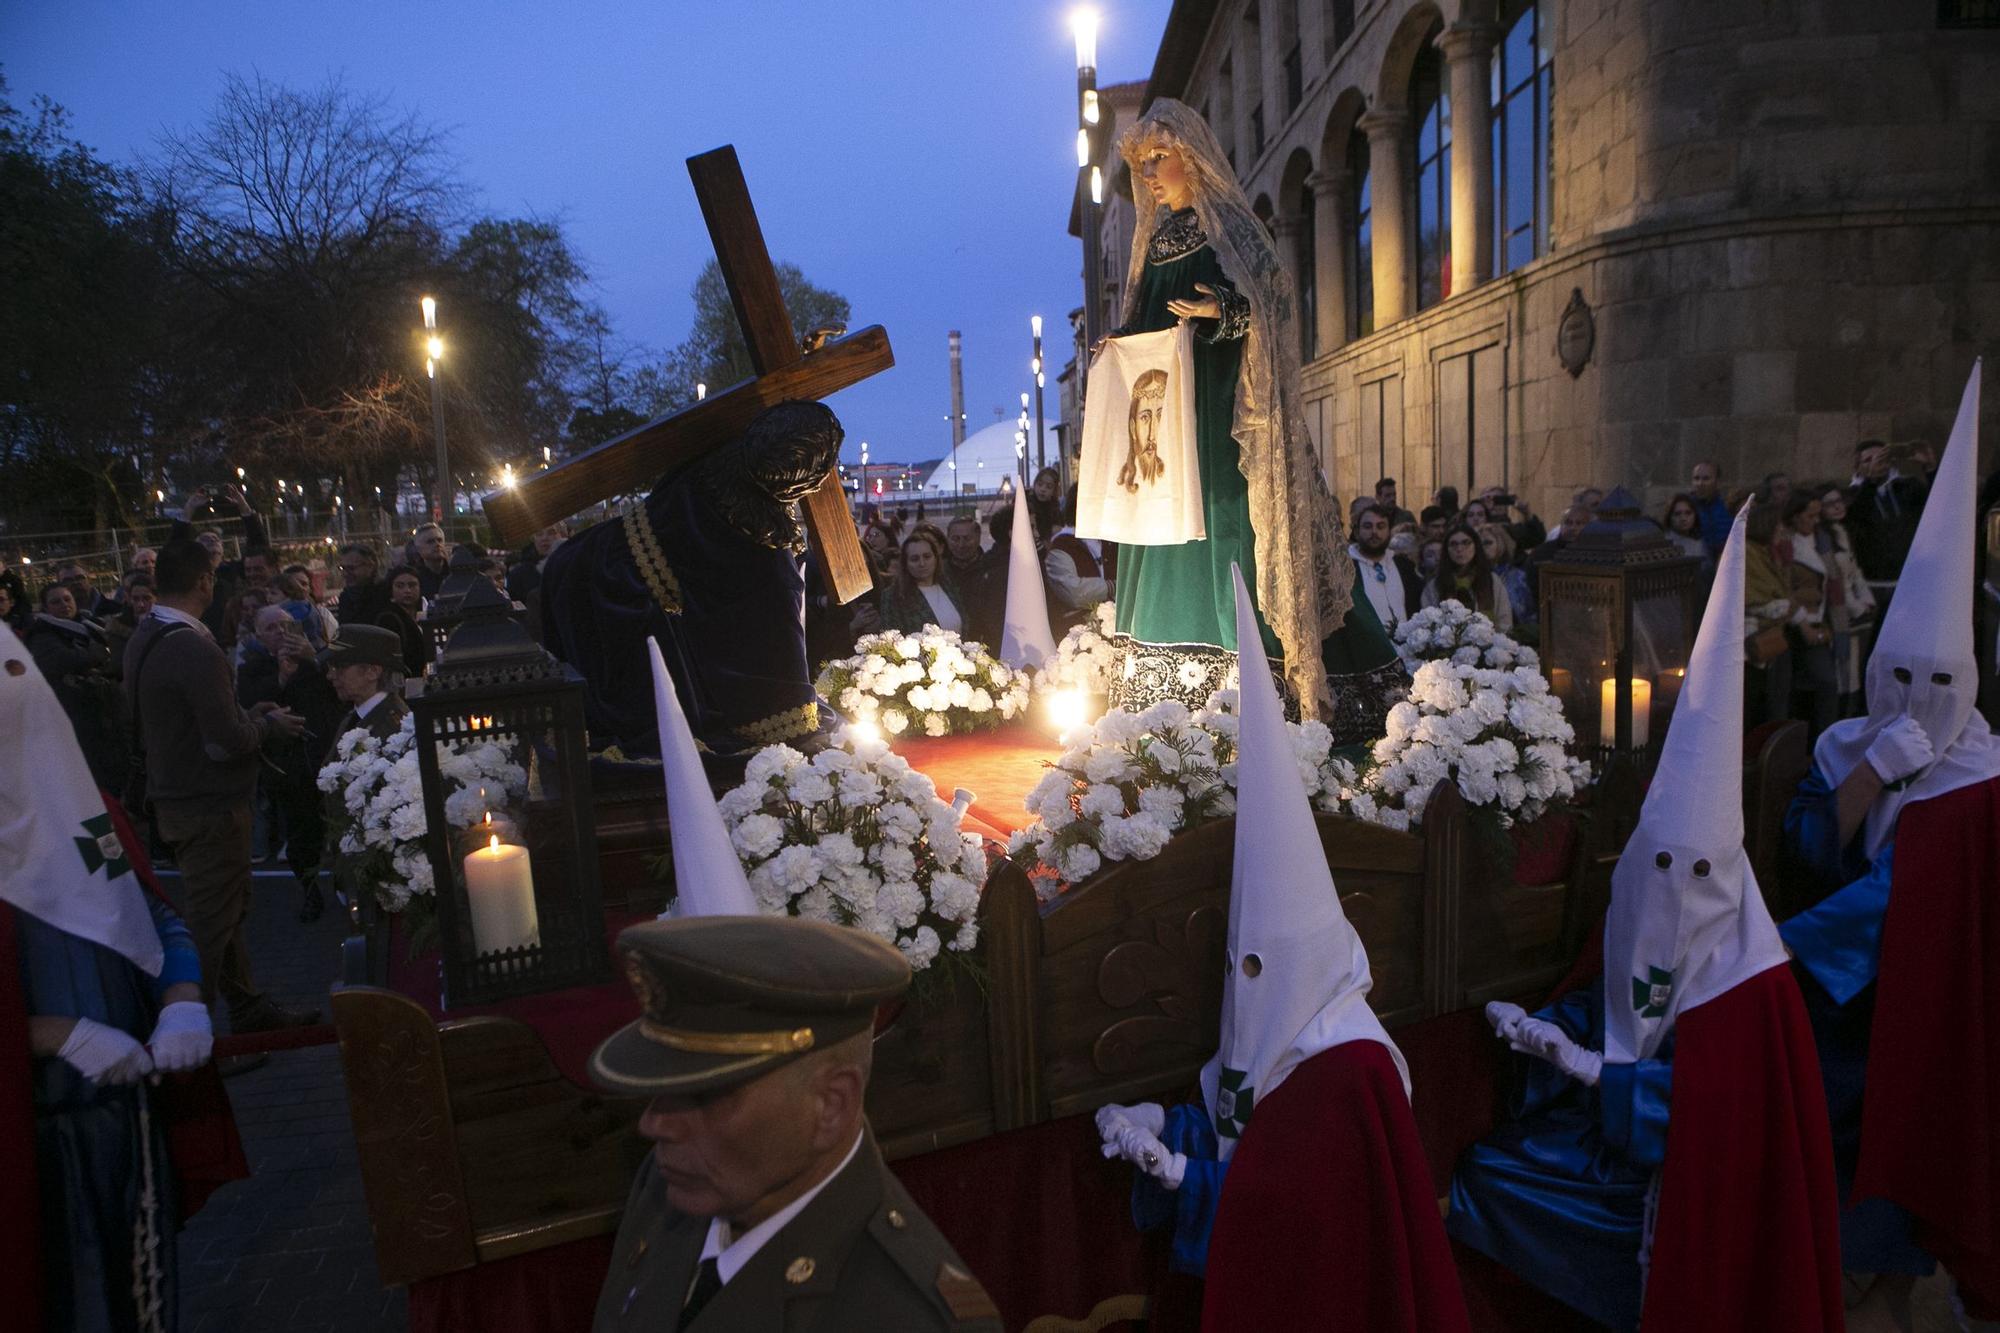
xmin=159 ymin=864 xmax=409 ymax=1333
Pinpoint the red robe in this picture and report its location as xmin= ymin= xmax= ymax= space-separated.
xmin=1641 ymin=964 xmax=1845 ymax=1332
xmin=1854 ymin=776 xmax=2000 ymax=1317
xmin=1200 ymin=1040 xmax=1471 ymax=1332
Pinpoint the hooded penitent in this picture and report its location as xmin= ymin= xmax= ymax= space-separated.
xmin=1602 ymin=503 xmax=1788 ymax=1064
xmin=0 ymin=621 xmax=162 ymax=976
xmin=998 ymin=480 xmax=1057 ymax=672
xmin=1812 ymin=359 xmax=1999 ymax=858
xmin=649 ymin=636 xmax=758 ymax=917
xmin=1198 ymin=564 xmax=1406 ymax=1158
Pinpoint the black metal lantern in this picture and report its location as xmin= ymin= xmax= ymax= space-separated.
xmin=1537 ymin=487 xmax=1702 ymax=771
xmin=412 ymin=578 xmax=610 ymax=1006
xmin=422 ymin=546 xmax=488 ymax=662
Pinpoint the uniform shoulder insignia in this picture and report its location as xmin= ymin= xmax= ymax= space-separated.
xmin=934 ymin=1261 xmax=999 ymax=1322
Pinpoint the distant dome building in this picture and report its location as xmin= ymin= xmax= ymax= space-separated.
xmin=914 ymin=417 xmax=1059 ymax=495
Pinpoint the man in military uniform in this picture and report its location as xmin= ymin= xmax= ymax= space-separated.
xmin=589 ymin=915 xmax=1002 ymax=1332
xmin=322 ymin=624 xmax=409 ymax=742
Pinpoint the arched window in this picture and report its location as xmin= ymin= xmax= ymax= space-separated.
xmin=1298 ymin=186 xmax=1316 ymax=360
xmin=1492 ymin=1 xmax=1553 ymax=274
xmin=1348 ymin=130 xmax=1373 ymax=338
xmin=1411 ymin=40 xmax=1451 ymax=310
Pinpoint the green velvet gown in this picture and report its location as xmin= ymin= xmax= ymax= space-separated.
xmin=1109 ymin=208 xmax=1404 ymax=742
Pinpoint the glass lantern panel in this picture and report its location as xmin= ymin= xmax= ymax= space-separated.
xmin=1541 ymin=572 xmax=1618 ymax=750
xmin=427 ymin=697 xmax=586 ymax=989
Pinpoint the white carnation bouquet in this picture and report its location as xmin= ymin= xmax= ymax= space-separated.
xmin=1343 ymin=601 xmax=1593 ymax=829
xmin=1393 ymin=599 xmax=1534 ymax=672
xmin=1005 ymin=695 xmax=1346 ymax=899
xmin=1036 ymin=600 xmax=1121 ymax=697
xmin=817 ymin=627 xmax=1030 ymax=739
xmin=316 ymin=714 xmax=528 ymax=935
xmin=714 ymin=734 xmax=992 ymax=973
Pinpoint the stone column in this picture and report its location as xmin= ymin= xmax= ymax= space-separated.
xmin=1440 ymin=22 xmax=1498 ymax=299
xmin=1271 ymin=213 xmax=1309 ymax=355
xmin=1358 ymin=107 xmax=1412 ymax=327
xmin=1306 ymin=167 xmax=1350 ymax=354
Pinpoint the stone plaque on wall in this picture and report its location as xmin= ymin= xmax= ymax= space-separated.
xmin=1558 ymin=288 xmax=1595 ymax=379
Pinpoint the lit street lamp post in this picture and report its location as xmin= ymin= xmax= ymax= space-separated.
xmin=1031 ymin=314 xmax=1048 ymax=479
xmin=1074 ymin=10 xmax=1103 ymax=361
xmin=421 ymin=296 xmax=450 ymax=524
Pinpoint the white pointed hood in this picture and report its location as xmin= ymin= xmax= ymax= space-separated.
xmin=1198 ymin=565 xmax=1407 ymax=1159
xmin=1814 ymin=360 xmax=1999 ymax=858
xmin=649 ymin=638 xmax=758 ymax=917
xmin=1603 ymin=505 xmax=1788 ymax=1063
xmin=998 ymin=481 xmax=1057 ymax=671
xmin=0 ymin=622 xmax=163 ymax=975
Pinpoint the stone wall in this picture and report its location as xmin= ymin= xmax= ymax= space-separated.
xmin=1140 ymin=0 xmax=2000 ymax=518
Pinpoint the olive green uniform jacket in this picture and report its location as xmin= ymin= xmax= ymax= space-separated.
xmin=592 ymin=1129 xmax=1001 ymax=1332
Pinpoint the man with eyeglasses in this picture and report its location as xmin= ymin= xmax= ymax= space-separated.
xmin=334 ymin=543 xmax=390 ymax=625
xmin=1348 ymin=505 xmax=1419 ymax=631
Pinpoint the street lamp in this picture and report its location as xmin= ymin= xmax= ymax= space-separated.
xmin=421 ymin=295 xmax=450 ymax=525
xmin=1030 ymin=315 xmax=1048 ymax=479
xmin=1073 ymin=8 xmax=1104 ymax=359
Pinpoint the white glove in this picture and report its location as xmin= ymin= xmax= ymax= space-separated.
xmin=1509 ymin=1017 xmax=1604 ymax=1087
xmin=1485 ymin=1002 xmax=1528 ymax=1043
xmin=57 ymin=1018 xmax=156 ymax=1086
xmin=146 ymin=1000 xmax=213 ymax=1073
xmin=1865 ymin=717 xmax=1934 ymax=784
xmin=1094 ymin=1101 xmax=1167 ymax=1143
xmin=1104 ymin=1123 xmax=1187 ymax=1190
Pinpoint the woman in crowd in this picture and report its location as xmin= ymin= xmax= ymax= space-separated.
xmin=1421 ymin=522 xmax=1514 ymax=632
xmin=1460 ymin=499 xmax=1491 ymax=532
xmin=1479 ymin=524 xmax=1536 ymax=634
xmin=877 ymin=530 xmax=967 ymax=634
xmin=1028 ymin=466 xmax=1062 ymax=550
xmin=1742 ymin=501 xmax=1796 ymax=726
xmin=375 ymin=566 xmax=433 ymax=677
xmin=1814 ymin=481 xmax=1875 ymax=716
xmin=1662 ymin=493 xmax=1711 ymax=564
xmin=1782 ymin=492 xmax=1838 ymax=739
xmin=26 ymin=582 xmax=124 ymax=792
xmin=279 ymin=564 xmax=338 ymax=646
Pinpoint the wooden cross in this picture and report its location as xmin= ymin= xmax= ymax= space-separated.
xmin=482 ymin=146 xmax=887 ymax=604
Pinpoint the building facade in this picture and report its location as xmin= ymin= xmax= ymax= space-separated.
xmin=1080 ymin=0 xmax=2000 ymax=520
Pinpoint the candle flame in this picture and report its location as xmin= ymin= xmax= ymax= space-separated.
xmin=482 ymin=809 xmax=490 ymax=825
xmin=488 ymin=833 xmax=499 ymax=851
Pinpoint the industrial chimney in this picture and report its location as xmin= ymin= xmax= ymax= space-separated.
xmin=948 ymin=331 xmax=967 ymax=451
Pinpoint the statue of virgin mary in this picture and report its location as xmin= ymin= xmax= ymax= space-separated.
xmin=1104 ymin=99 xmax=1404 ymax=743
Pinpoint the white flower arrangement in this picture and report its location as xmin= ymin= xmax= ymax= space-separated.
xmin=316 ymin=714 xmax=527 ymax=923
xmin=714 ymin=734 xmax=992 ymax=971
xmin=1036 ymin=600 xmax=1121 ymax=697
xmin=1342 ymin=601 xmax=1593 ymax=829
xmin=1005 ymin=694 xmax=1345 ymax=899
xmin=1392 ymin=599 xmax=1533 ymax=673
xmin=817 ymin=627 xmax=1030 ymax=739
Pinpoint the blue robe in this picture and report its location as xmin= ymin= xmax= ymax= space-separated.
xmin=1130 ymin=1102 xmax=1229 ymax=1278
xmin=1778 ymin=763 xmax=1933 ymax=1275
xmin=1447 ymin=979 xmax=1674 ymax=1332
xmin=20 ymin=897 xmax=200 ymax=1333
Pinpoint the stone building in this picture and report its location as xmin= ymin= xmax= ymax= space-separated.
xmin=1071 ymin=0 xmax=2000 ymax=520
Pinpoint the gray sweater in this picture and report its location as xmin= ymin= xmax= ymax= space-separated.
xmin=123 ymin=613 xmax=270 ymax=819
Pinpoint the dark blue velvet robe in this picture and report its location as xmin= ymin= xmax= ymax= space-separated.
xmin=1779 ymin=762 xmax=1933 ymax=1276
xmin=1447 ymin=979 xmax=1673 ymax=1332
xmin=22 ymin=898 xmax=200 ymax=1332
xmin=538 ymin=466 xmax=817 ymax=759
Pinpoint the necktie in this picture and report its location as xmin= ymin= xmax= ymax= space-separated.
xmin=679 ymin=1256 xmax=722 ymax=1331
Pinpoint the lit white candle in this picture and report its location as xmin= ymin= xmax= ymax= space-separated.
xmin=463 ymin=833 xmax=539 ymax=957
xmin=1599 ymin=677 xmax=1652 ymax=748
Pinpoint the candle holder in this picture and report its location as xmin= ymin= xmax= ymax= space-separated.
xmin=422 ymin=546 xmax=507 ymax=664
xmin=412 ymin=578 xmax=610 ymax=1007
xmin=1537 ymin=487 xmax=1702 ymax=777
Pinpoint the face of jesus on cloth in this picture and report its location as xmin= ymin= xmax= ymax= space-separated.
xmin=637 ymin=1030 xmax=871 ymax=1229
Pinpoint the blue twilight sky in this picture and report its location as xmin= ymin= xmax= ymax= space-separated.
xmin=0 ymin=1 xmax=1170 ymax=467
